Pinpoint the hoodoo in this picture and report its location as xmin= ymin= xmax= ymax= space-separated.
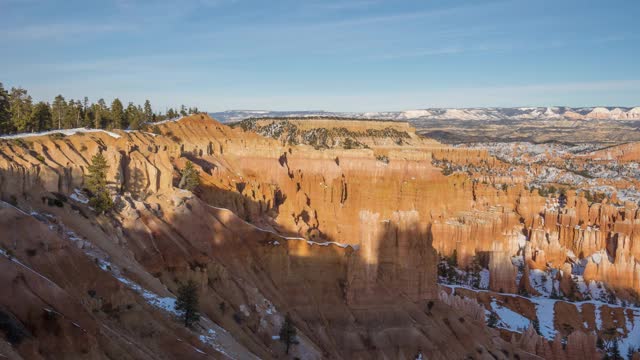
xmin=1 ymin=113 xmax=638 ymax=358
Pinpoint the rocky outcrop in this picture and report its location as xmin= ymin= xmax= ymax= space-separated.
xmin=0 ymin=115 xmax=550 ymax=359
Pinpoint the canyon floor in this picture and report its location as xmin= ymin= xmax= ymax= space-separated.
xmin=1 ymin=114 xmax=639 ymax=359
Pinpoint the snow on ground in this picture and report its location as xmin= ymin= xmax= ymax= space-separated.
xmin=529 ymin=268 xmax=554 ymax=296
xmin=490 ymin=299 xmax=532 ymax=332
xmin=0 ymin=128 xmax=121 ymax=139
xmin=123 ymin=129 xmax=159 ymax=137
xmin=149 ymin=116 xmax=184 ymax=125
xmin=4 ymin=201 xmax=256 ymax=359
xmin=445 ymin=283 xmax=640 ymax=350
xmin=620 ymin=308 xmax=640 ymax=356
xmin=69 ymin=189 xmax=89 ymax=204
xmin=533 ymin=298 xmax=557 ymax=339
xmin=479 ymin=269 xmax=490 ymax=289
xmin=199 ymin=329 xmax=229 ymax=357
xmin=594 ymin=304 xmax=603 ymax=331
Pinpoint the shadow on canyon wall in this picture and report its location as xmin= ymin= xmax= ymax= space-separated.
xmin=116 ymin=181 xmax=517 ymax=359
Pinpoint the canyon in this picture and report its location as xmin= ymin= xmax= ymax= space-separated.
xmin=0 ymin=114 xmax=639 ymax=359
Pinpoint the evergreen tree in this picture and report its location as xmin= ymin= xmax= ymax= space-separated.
xmin=110 ymin=98 xmax=125 ymax=129
xmin=9 ymin=87 xmax=33 ymax=132
xmin=71 ymin=99 xmax=83 ymax=128
xmin=52 ymin=94 xmax=67 ymax=129
xmin=0 ymin=83 xmax=199 ymax=134
xmin=175 ymin=280 xmax=200 ymax=328
xmin=92 ymin=104 xmax=102 ymax=129
xmin=609 ymin=339 xmax=622 ymax=360
xmin=179 ymin=161 xmax=200 ymax=191
xmin=279 ymin=313 xmax=298 ymax=354
xmin=567 ymin=276 xmax=580 ymax=302
xmin=86 ymin=152 xmax=113 ymax=213
xmin=96 ymin=99 xmax=108 ymax=129
xmin=143 ymin=100 xmax=153 ymax=122
xmin=82 ymin=96 xmax=91 ymax=127
xmin=0 ymin=82 xmax=13 ymax=133
xmin=126 ymin=102 xmax=142 ymax=130
xmin=447 ymin=249 xmax=458 ymax=267
xmin=487 ymin=312 xmax=498 ymax=328
xmin=558 ymin=190 xmax=568 ymax=208
xmin=29 ymin=102 xmax=52 ymax=132
xmin=469 ymin=256 xmax=482 ymax=288
xmin=532 ymin=317 xmax=541 ymax=335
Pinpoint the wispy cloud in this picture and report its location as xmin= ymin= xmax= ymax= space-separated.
xmin=314 ymin=0 xmax=508 ymax=28
xmin=308 ymin=0 xmax=383 ymax=11
xmin=22 ymin=52 xmax=239 ymax=74
xmin=2 ymin=22 xmax=135 ymax=41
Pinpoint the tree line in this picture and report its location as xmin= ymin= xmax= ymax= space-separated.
xmin=0 ymin=82 xmax=200 ymax=135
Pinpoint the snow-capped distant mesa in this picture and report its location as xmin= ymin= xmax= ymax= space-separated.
xmin=210 ymin=107 xmax=640 ymax=123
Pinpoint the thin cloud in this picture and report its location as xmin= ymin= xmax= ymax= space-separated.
xmin=316 ymin=0 xmax=508 ymax=28
xmin=2 ymin=23 xmax=135 ymax=41
xmin=309 ymin=1 xmax=383 ymax=11
xmin=33 ymin=52 xmax=240 ymax=73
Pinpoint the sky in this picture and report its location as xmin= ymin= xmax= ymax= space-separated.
xmin=1 ymin=0 xmax=639 ymax=112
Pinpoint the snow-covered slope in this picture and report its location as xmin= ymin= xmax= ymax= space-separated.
xmin=210 ymin=107 xmax=640 ymax=123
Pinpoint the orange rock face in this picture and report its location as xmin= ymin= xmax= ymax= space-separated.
xmin=1 ymin=114 xmax=637 ymax=358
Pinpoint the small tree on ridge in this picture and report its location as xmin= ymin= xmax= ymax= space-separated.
xmin=86 ymin=152 xmax=113 ymax=213
xmin=179 ymin=160 xmax=200 ymax=192
xmin=175 ymin=280 xmax=200 ymax=328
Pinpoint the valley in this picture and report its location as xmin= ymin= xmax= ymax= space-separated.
xmin=0 ymin=114 xmax=639 ymax=359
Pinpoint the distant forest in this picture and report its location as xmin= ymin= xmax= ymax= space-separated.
xmin=0 ymin=82 xmax=199 ymax=135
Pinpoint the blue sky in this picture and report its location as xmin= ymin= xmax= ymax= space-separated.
xmin=1 ymin=0 xmax=639 ymax=112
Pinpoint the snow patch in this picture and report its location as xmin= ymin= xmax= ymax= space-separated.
xmin=69 ymin=189 xmax=89 ymax=204
xmin=0 ymin=128 xmax=121 ymax=139
xmin=490 ymin=299 xmax=531 ymax=332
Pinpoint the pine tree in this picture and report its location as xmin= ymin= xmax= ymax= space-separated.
xmin=9 ymin=87 xmax=33 ymax=132
xmin=447 ymin=249 xmax=458 ymax=267
xmin=95 ymin=99 xmax=108 ymax=129
xmin=69 ymin=99 xmax=82 ymax=128
xmin=532 ymin=317 xmax=541 ymax=335
xmin=82 ymin=99 xmax=91 ymax=127
xmin=487 ymin=311 xmax=498 ymax=328
xmin=86 ymin=152 xmax=113 ymax=213
xmin=279 ymin=313 xmax=297 ymax=354
xmin=180 ymin=105 xmax=187 ymax=116
xmin=469 ymin=256 xmax=482 ymax=288
xmin=126 ymin=102 xmax=142 ymax=130
xmin=0 ymin=82 xmax=13 ymax=134
xmin=567 ymin=276 xmax=580 ymax=302
xmin=179 ymin=161 xmax=200 ymax=192
xmin=609 ymin=339 xmax=622 ymax=360
xmin=30 ymin=102 xmax=52 ymax=132
xmin=52 ymin=95 xmax=67 ymax=130
xmin=110 ymin=98 xmax=124 ymax=129
xmin=143 ymin=100 xmax=153 ymax=122
xmin=175 ymin=280 xmax=200 ymax=328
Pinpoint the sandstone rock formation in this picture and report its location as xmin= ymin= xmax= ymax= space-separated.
xmin=2 ymin=114 xmax=640 ymax=358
